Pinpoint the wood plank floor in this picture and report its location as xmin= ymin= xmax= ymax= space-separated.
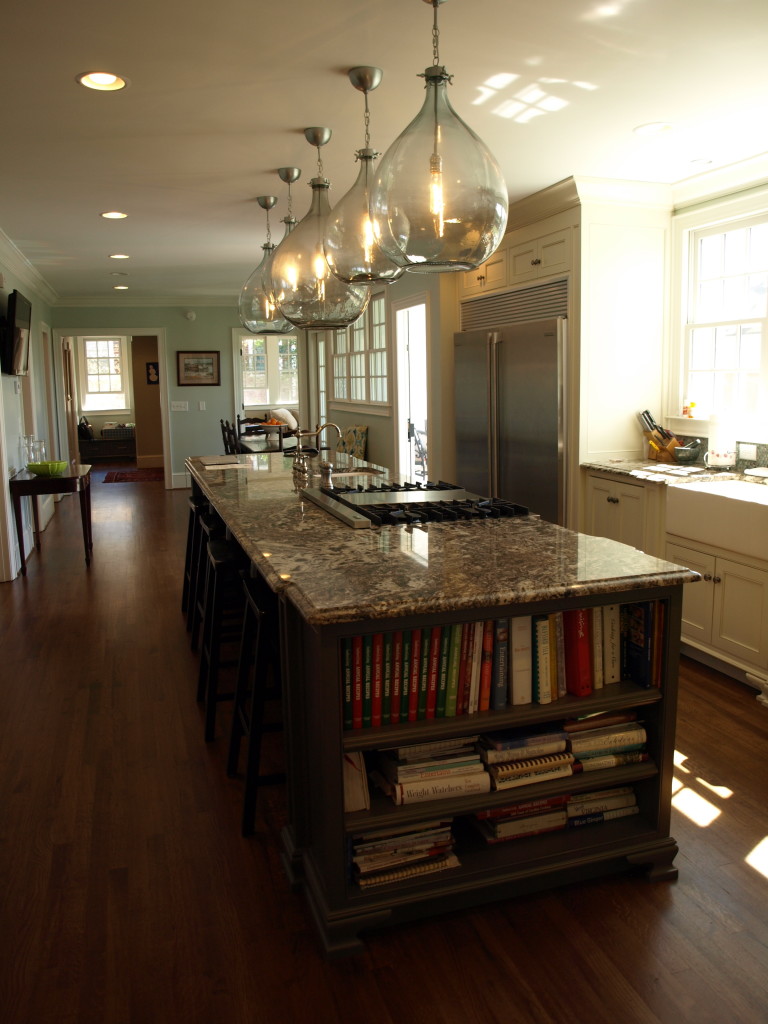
xmin=2 ymin=466 xmax=767 ymax=1024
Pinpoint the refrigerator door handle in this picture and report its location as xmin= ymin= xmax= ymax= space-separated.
xmin=488 ymin=332 xmax=501 ymax=495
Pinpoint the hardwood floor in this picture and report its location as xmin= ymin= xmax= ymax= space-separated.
xmin=2 ymin=467 xmax=767 ymax=1024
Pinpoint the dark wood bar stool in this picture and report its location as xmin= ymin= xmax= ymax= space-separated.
xmin=182 ymin=494 xmax=208 ymax=619
xmin=196 ymin=538 xmax=248 ymax=742
xmin=188 ymin=510 xmax=225 ymax=650
xmin=227 ymin=575 xmax=284 ymax=836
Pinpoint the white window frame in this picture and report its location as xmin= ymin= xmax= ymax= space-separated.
xmin=667 ymin=186 xmax=768 ymax=443
xmin=77 ymin=334 xmax=133 ymax=413
xmin=330 ymin=293 xmax=390 ymax=409
xmin=232 ymin=329 xmax=299 ymax=415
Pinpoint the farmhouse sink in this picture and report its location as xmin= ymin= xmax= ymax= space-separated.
xmin=666 ymin=478 xmax=768 ymax=559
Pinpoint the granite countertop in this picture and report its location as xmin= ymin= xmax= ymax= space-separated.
xmin=188 ymin=453 xmax=698 ymax=626
xmin=581 ymin=458 xmax=736 ymax=484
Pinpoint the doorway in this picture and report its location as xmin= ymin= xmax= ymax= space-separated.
xmin=394 ymin=298 xmax=429 ymax=480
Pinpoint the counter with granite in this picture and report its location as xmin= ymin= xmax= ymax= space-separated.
xmin=187 ymin=453 xmax=699 ymax=626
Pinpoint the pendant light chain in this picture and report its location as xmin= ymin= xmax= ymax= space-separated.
xmin=265 ymin=206 xmax=272 ymax=246
xmin=363 ymin=92 xmax=371 ymax=150
xmin=432 ymin=0 xmax=440 ymax=66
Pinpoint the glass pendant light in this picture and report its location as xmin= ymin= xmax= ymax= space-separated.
xmin=238 ymin=195 xmax=294 ymax=335
xmin=271 ymin=128 xmax=370 ymax=329
xmin=323 ymin=67 xmax=404 ymax=285
xmin=370 ymin=0 xmax=508 ymax=274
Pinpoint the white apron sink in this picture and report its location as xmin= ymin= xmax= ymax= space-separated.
xmin=667 ymin=478 xmax=768 ymax=559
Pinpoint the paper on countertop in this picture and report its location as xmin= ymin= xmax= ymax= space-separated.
xmin=199 ymin=455 xmax=248 ymax=469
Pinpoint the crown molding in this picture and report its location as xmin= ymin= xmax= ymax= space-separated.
xmin=52 ymin=294 xmax=238 ymax=309
xmin=0 ymin=229 xmax=59 ymax=306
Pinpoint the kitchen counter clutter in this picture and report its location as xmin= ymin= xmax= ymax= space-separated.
xmin=186 ymin=452 xmax=698 ymax=955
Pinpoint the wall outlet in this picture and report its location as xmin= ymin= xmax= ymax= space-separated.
xmin=171 ymin=401 xmax=189 ymax=412
xmin=739 ymin=442 xmax=757 ymax=461
xmin=198 ymin=401 xmax=206 ymax=411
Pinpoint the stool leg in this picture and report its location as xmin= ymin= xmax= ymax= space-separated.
xmin=227 ymin=592 xmax=256 ymax=777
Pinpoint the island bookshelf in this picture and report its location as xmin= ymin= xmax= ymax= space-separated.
xmin=278 ymin=582 xmax=683 ymax=956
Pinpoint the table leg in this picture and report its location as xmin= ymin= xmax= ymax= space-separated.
xmin=78 ymin=475 xmax=93 ymax=565
xmin=31 ymin=496 xmax=41 ymax=550
xmin=11 ymin=493 xmax=26 ymax=576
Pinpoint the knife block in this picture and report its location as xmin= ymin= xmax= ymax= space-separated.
xmin=643 ymin=431 xmax=680 ymax=463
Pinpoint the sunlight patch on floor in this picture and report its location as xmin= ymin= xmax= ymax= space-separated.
xmin=746 ymin=837 xmax=768 ymax=880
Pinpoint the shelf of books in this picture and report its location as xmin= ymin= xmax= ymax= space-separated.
xmin=281 ymin=585 xmax=682 ymax=955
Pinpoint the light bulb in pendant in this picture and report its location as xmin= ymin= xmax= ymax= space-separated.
xmin=370 ymin=1 xmax=508 ymax=273
xmin=324 ymin=67 xmax=404 ymax=285
xmin=238 ymin=195 xmax=293 ymax=335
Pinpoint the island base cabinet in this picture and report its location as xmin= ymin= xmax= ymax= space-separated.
xmin=278 ymin=587 xmax=684 ymax=956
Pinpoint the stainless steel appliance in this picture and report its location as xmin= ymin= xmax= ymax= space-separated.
xmin=301 ymin=480 xmax=528 ymax=529
xmin=454 ymin=317 xmax=566 ymax=524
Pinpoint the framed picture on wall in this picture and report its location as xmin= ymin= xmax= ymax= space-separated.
xmin=146 ymin=361 xmax=159 ymax=385
xmin=177 ymin=350 xmax=220 ymax=386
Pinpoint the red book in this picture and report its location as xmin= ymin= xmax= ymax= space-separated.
xmin=408 ymin=628 xmax=422 ymax=722
xmin=456 ymin=622 xmax=472 ymax=716
xmin=478 ymin=619 xmax=495 ymax=712
xmin=351 ymin=635 xmax=364 ymax=729
xmin=563 ymin=608 xmax=593 ymax=697
xmin=371 ymin=632 xmax=384 ymax=727
xmin=390 ymin=630 xmax=403 ymax=723
xmin=426 ymin=626 xmax=442 ymax=719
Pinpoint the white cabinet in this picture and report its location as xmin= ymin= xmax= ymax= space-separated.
xmin=585 ymin=473 xmax=646 ymax=549
xmin=460 ymin=248 xmax=508 ymax=296
xmin=507 ymin=228 xmax=571 ymax=285
xmin=666 ymin=538 xmax=768 ymax=675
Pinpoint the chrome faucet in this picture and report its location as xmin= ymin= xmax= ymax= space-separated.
xmin=293 ymin=422 xmax=342 ymax=474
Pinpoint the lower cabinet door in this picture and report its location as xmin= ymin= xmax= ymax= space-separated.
xmin=712 ymin=556 xmax=768 ymax=667
xmin=666 ymin=542 xmax=714 ymax=645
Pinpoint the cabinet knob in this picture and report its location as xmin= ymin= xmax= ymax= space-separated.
xmin=606 ymin=495 xmax=619 ymax=504
xmin=703 ymin=573 xmax=713 ymax=581
xmin=713 ymin=575 xmax=722 ymax=584
xmin=477 ymin=274 xmax=485 ymax=283
xmin=531 ymin=258 xmax=542 ymax=266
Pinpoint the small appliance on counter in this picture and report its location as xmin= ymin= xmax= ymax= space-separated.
xmin=705 ymin=414 xmax=736 ymax=468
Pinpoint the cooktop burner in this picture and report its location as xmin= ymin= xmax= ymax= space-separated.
xmin=301 ymin=480 xmax=529 ymax=529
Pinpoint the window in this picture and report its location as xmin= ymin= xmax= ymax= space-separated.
xmin=331 ymin=294 xmax=388 ymax=405
xmin=235 ymin=331 xmax=298 ymax=410
xmin=679 ymin=211 xmax=768 ymax=434
xmin=77 ymin=335 xmax=131 ymax=412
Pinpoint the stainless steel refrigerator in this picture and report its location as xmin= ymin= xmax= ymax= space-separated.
xmin=454 ymin=317 xmax=566 ymax=524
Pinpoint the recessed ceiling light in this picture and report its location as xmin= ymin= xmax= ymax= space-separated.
xmin=109 ymin=253 xmax=130 ymax=259
xmin=77 ymin=72 xmax=128 ymax=91
xmin=110 ymin=272 xmax=128 ymax=277
xmin=113 ymin=285 xmax=129 ymax=291
xmin=101 ymin=211 xmax=127 ymax=219
xmin=633 ymin=122 xmax=673 ymax=136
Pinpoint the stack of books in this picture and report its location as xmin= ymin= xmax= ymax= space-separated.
xmin=371 ymin=735 xmax=490 ymax=805
xmin=566 ymin=786 xmax=639 ymax=827
xmin=473 ymin=785 xmax=639 ymax=843
xmin=485 ymin=751 xmax=575 ymax=790
xmin=350 ymin=819 xmax=460 ymax=888
xmin=566 ymin=716 xmax=649 ymax=772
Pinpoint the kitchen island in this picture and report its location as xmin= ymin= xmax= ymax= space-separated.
xmin=187 ymin=452 xmax=698 ymax=955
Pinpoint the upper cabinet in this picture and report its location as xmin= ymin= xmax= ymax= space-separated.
xmin=459 ymin=226 xmax=572 ymax=298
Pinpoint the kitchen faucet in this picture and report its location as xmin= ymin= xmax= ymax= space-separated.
xmin=293 ymin=422 xmax=342 ymax=474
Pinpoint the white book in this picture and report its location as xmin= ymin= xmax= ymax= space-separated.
xmin=590 ymin=607 xmax=604 ymax=689
xmin=533 ymin=615 xmax=552 ymax=704
xmin=602 ymin=604 xmax=621 ymax=684
xmin=509 ymin=615 xmax=533 ymax=705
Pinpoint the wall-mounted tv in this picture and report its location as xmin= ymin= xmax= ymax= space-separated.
xmin=0 ymin=289 xmax=32 ymax=376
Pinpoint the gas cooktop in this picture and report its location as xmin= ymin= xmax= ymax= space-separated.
xmin=301 ymin=479 xmax=529 ymax=529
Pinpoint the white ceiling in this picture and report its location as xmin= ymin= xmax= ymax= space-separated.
xmin=1 ymin=0 xmax=767 ymax=307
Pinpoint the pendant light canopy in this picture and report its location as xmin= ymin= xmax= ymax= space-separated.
xmin=271 ymin=128 xmax=370 ymax=330
xmin=238 ymin=195 xmax=294 ymax=335
xmin=370 ymin=0 xmax=508 ymax=274
xmin=323 ymin=67 xmax=404 ymax=285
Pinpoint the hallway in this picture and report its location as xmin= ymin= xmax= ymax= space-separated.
xmin=1 ymin=468 xmax=767 ymax=1024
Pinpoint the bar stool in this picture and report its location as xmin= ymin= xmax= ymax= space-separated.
xmin=189 ymin=510 xmax=225 ymax=650
xmin=196 ymin=538 xmax=248 ymax=741
xmin=227 ymin=575 xmax=284 ymax=836
xmin=182 ymin=494 xmax=208 ymax=619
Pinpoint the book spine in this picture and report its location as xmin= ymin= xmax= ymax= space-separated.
xmin=371 ymin=632 xmax=384 ymax=728
xmin=569 ymin=726 xmax=647 ymax=753
xmin=562 ymin=711 xmax=637 ymax=733
xmin=510 ymin=615 xmax=533 ymax=706
xmin=567 ymin=805 xmax=640 ymax=827
xmin=475 ymin=794 xmax=570 ymax=819
xmin=400 ymin=630 xmax=412 ymax=723
xmin=418 ymin=630 xmax=431 ymax=720
xmin=490 ymin=618 xmax=509 ymax=711
xmin=566 ymin=794 xmax=636 ymax=817
xmin=391 ymin=630 xmax=404 ymax=724
xmin=356 ymin=852 xmax=461 ymax=888
xmin=623 ymin=601 xmax=654 ymax=688
xmin=478 ymin=620 xmax=495 ymax=712
xmin=602 ymin=604 xmax=621 ymax=684
xmin=492 ymin=764 xmax=574 ymax=789
xmin=563 ymin=608 xmax=593 ymax=697
xmin=389 ymin=771 xmax=492 ymax=805
xmin=468 ymin=620 xmax=485 ymax=714
xmin=362 ymin=634 xmax=374 ymax=729
xmin=457 ymin=622 xmax=472 ymax=715
xmin=549 ymin=611 xmax=566 ymax=699
xmin=382 ymin=631 xmax=393 ymax=725
xmin=426 ymin=626 xmax=442 ymax=719
xmin=590 ymin=607 xmax=604 ymax=690
xmin=408 ymin=629 xmax=422 ymax=722
xmin=532 ymin=615 xmax=552 ymax=704
xmin=489 ymin=752 xmax=574 ymax=779
xmin=436 ymin=626 xmax=452 ymax=719
xmin=480 ymin=739 xmax=567 ymax=763
xmin=342 ymin=637 xmax=353 ymax=731
xmin=352 ymin=635 xmax=364 ymax=729
xmin=492 ymin=809 xmax=568 ymax=837
xmin=444 ymin=623 xmax=463 ymax=717
xmin=575 ymin=751 xmax=650 ymax=771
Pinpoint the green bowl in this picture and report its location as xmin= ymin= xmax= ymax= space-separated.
xmin=27 ymin=461 xmax=68 ymax=477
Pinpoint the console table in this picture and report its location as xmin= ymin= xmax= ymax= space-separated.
xmin=9 ymin=464 xmax=93 ymax=575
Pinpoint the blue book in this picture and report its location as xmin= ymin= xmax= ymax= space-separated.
xmin=491 ymin=618 xmax=509 ymax=710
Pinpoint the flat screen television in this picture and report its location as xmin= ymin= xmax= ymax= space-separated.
xmin=1 ymin=289 xmax=32 ymax=375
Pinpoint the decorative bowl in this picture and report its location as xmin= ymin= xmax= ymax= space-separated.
xmin=672 ymin=445 xmax=702 ymax=464
xmin=27 ymin=461 xmax=68 ymax=477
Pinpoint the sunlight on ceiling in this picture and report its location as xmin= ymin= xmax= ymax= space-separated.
xmin=473 ymin=71 xmax=596 ymax=125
